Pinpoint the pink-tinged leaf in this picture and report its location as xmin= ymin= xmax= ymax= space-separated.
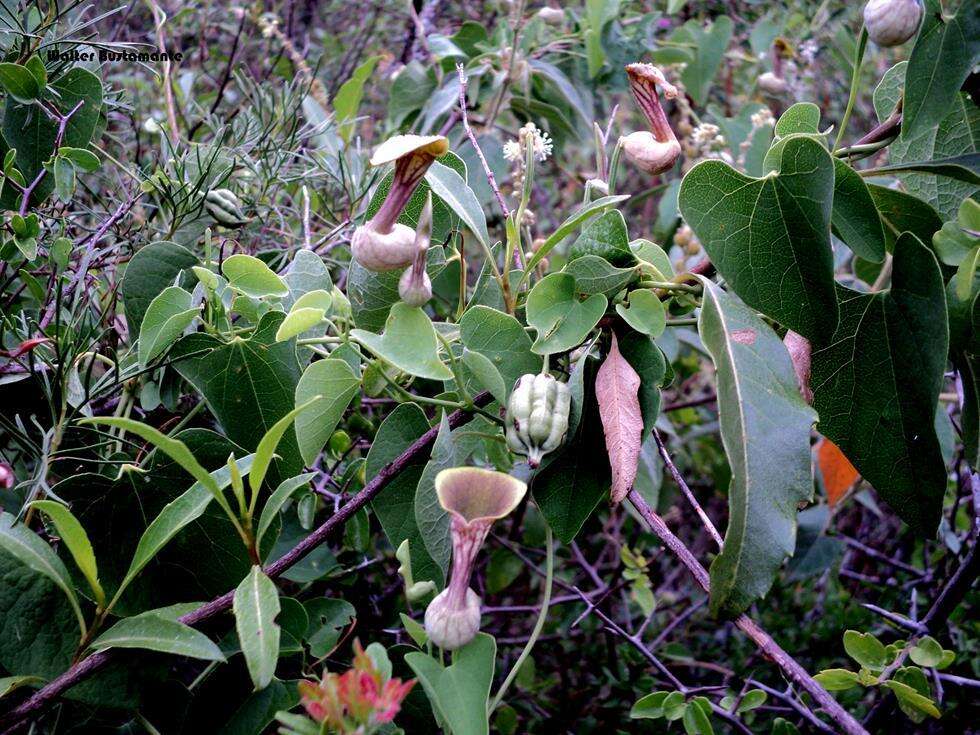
xmin=783 ymin=330 xmax=813 ymax=404
xmin=595 ymin=333 xmax=643 ymax=504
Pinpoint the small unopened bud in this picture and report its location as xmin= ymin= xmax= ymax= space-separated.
xmin=863 ymin=0 xmax=922 ymax=47
xmin=536 ymin=6 xmax=564 ymax=24
xmin=398 ymin=196 xmax=433 ymax=306
xmin=424 ymin=587 xmax=482 ymax=649
xmin=757 ymin=72 xmax=788 ymax=96
xmin=623 ymin=64 xmax=681 ymax=175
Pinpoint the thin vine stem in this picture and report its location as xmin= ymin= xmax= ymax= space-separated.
xmin=489 ymin=523 xmax=553 ymax=713
xmin=834 ymin=26 xmax=868 ymax=151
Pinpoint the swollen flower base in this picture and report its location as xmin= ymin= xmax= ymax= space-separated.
xmin=621 ymin=63 xmax=681 ymax=174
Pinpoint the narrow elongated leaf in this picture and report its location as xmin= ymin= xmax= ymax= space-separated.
xmin=274 ymin=307 xmax=325 ymax=342
xmin=250 ymin=396 xmax=320 ymax=497
xmin=118 ymin=455 xmax=254 ymax=595
xmin=0 ymin=676 xmax=44 ymax=699
xmin=680 ymin=137 xmax=837 ymax=341
xmin=256 ymin=473 xmax=315 ymax=548
xmin=697 ymin=279 xmax=816 ymax=617
xmin=334 ymin=55 xmax=380 ymax=142
xmin=0 ymin=512 xmax=85 ymax=634
xmin=30 ymin=500 xmax=104 ymax=607
xmin=811 ymin=234 xmax=948 ymax=535
xmin=425 ymin=161 xmax=490 ymax=249
xmin=595 ymin=334 xmax=643 ymax=504
xmin=863 ymin=155 xmax=980 ymax=185
xmin=293 ymin=359 xmax=360 ymax=466
xmin=138 ymin=286 xmax=199 ymax=366
xmin=91 ymin=612 xmax=224 ymax=661
xmin=234 ymin=566 xmax=281 ymax=690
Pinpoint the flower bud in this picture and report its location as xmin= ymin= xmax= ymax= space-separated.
xmin=397 ymin=196 xmax=433 ymax=306
xmin=623 ymin=63 xmax=681 ymax=175
xmin=424 ymin=587 xmax=482 ymax=649
xmin=536 ymin=6 xmax=564 ymax=24
xmin=864 ymin=0 xmax=922 ymax=47
xmin=757 ymin=72 xmax=788 ymax=96
xmin=505 ymin=373 xmax=572 ymax=467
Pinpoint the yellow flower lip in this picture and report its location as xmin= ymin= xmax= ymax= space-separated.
xmin=435 ymin=467 xmax=527 ymax=526
xmin=370 ymin=134 xmax=449 ymax=167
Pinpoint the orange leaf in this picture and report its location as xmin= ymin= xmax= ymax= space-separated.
xmin=817 ymin=437 xmax=859 ymax=506
xmin=595 ymin=333 xmax=643 ymax=504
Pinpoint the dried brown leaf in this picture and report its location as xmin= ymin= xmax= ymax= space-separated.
xmin=596 ymin=333 xmax=643 ymax=504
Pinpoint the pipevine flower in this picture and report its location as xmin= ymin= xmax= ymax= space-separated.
xmin=620 ymin=63 xmax=682 ymax=174
xmin=297 ymin=640 xmax=415 ymax=735
xmin=424 ymin=467 xmax=527 ymax=649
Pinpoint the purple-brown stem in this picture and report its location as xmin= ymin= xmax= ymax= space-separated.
xmin=16 ymin=100 xmax=86 ymax=215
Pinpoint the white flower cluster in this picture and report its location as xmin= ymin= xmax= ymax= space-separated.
xmin=750 ymin=108 xmax=775 ymax=129
xmin=502 ymin=122 xmax=553 ymax=164
xmin=687 ymin=123 xmax=732 ymax=164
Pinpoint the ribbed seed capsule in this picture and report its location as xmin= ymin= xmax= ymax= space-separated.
xmin=505 ymin=373 xmax=572 ymax=467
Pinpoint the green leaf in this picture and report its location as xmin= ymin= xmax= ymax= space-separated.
xmin=616 ymin=289 xmax=666 ymax=337
xmin=368 ymin=403 xmax=444 ymax=589
xmin=222 ymin=254 xmax=289 ymax=299
xmin=275 ymin=307 xmax=325 ymax=342
xmin=172 ymin=312 xmax=304 ymax=484
xmin=90 ymin=611 xmax=224 ymax=661
xmin=811 ymin=234 xmax=948 ymax=536
xmin=121 ymin=241 xmax=199 ymax=335
xmin=630 ymin=691 xmax=670 ymax=719
xmin=24 ymin=55 xmax=46 ymax=87
xmin=813 ymin=668 xmax=861 ymax=691
xmin=901 ymin=0 xmax=980 ymax=145
xmin=562 ymin=255 xmax=638 ymax=297
xmin=461 ymin=348 xmax=507 ymax=404
xmin=459 ymin=305 xmax=542 ymax=393
xmin=234 ymin=566 xmax=281 ymax=690
xmin=909 ymin=635 xmax=944 ymax=668
xmin=736 ymin=689 xmax=767 ymax=713
xmin=138 ymin=286 xmax=199 ymax=366
xmin=351 ymin=302 xmax=453 ymax=381
xmin=293 ymin=358 xmax=360 ymax=465
xmin=697 ymin=279 xmax=816 ymax=617
xmin=867 ymin=184 xmax=944 ymax=253
xmin=250 ymin=396 xmax=321 ymax=497
xmin=30 ymin=500 xmax=104 ymax=607
xmin=864 ymin=155 xmax=980 ymax=186
xmin=526 ymin=273 xmax=607 ymax=355
xmin=53 ymin=155 xmax=75 ymax=200
xmin=256 ymin=473 xmax=315 ymax=549
xmin=529 ymin=59 xmax=591 ymax=128
xmin=425 ymin=160 xmax=490 ymax=250
xmin=0 ymin=511 xmax=85 ymax=635
xmin=58 ymin=146 xmax=99 ymax=171
xmin=114 ymin=454 xmax=254 ymax=597
xmin=843 ymin=630 xmax=888 ymax=670
xmin=405 ymin=633 xmax=496 ymax=735
xmin=682 ymin=698 xmax=714 ymax=735
xmin=0 ymin=62 xmax=41 ymax=103
xmin=0 ymin=675 xmax=44 ymax=699
xmin=414 ymin=414 xmax=457 ymax=576
xmin=832 ymin=159 xmax=886 ymax=263
xmin=349 ymin=247 xmax=447 ymax=332
xmin=333 ymin=55 xmax=380 ymax=143
xmin=525 ymin=195 xmax=630 ymax=273
xmin=568 ymin=209 xmax=636 ymax=267
xmin=304 ymin=598 xmax=355 ymax=657
xmin=955 ymin=245 xmax=980 ymax=301
xmin=676 ymin=16 xmax=733 ymax=106
xmin=1 ymin=67 xmax=103 ymax=207
xmin=679 ymin=136 xmax=837 ymax=341
xmin=883 ymin=680 xmax=941 ymax=719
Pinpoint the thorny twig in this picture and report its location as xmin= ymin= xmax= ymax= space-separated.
xmin=456 ymin=64 xmax=511 ymax=220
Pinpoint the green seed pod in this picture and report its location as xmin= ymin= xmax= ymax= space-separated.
xmin=505 ymin=373 xmax=572 ymax=467
xmin=204 ymin=188 xmax=249 ymax=227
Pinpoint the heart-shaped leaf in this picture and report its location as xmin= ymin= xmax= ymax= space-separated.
xmin=138 ymin=286 xmax=199 ymax=367
xmin=680 ymin=136 xmax=837 ymax=341
xmin=222 ymin=254 xmax=289 ymax=299
xmin=811 ymin=233 xmax=949 ymax=535
xmin=526 ymin=273 xmax=607 ymax=355
xmin=293 ymin=358 xmax=361 ymax=465
xmin=352 ymin=302 xmax=453 ymax=381
xmin=616 ymin=289 xmax=666 ymax=337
